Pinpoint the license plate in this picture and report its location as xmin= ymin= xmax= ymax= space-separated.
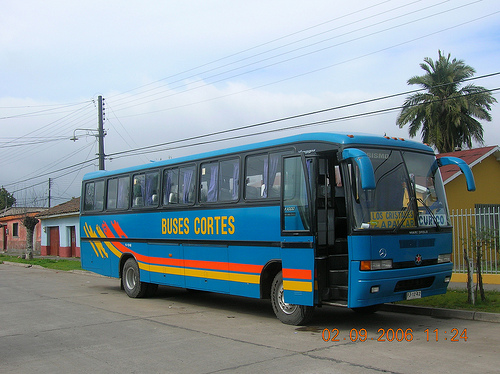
xmin=406 ymin=290 xmax=422 ymax=300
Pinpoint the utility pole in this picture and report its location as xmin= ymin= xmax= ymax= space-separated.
xmin=48 ymin=178 xmax=51 ymax=208
xmin=98 ymin=95 xmax=105 ymax=170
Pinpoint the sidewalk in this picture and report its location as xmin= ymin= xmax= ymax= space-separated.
xmin=381 ymin=280 xmax=500 ymax=323
xmin=449 ymin=281 xmax=500 ymax=292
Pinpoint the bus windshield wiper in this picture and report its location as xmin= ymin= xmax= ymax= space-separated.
xmin=393 ymin=197 xmax=415 ymax=233
xmin=417 ymin=198 xmax=440 ymax=230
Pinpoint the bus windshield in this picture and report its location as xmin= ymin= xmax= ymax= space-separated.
xmin=348 ymin=148 xmax=450 ymax=231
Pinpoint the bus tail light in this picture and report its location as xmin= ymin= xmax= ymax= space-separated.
xmin=360 ymin=260 xmax=393 ymax=271
xmin=438 ymin=254 xmax=451 ymax=263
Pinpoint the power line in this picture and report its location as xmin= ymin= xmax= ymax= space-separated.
xmin=111 ymin=1 xmax=432 ymax=110
xmin=3 ymin=157 xmax=98 ymax=188
xmin=111 ymin=87 xmax=500 ymax=160
xmin=0 ymin=100 xmax=92 ymax=120
xmin=105 ymin=74 xmax=500 ymax=159
xmin=4 ymin=84 xmax=499 ymax=198
xmin=110 ymin=0 xmax=484 ymax=115
xmin=107 ymin=0 xmax=394 ymax=102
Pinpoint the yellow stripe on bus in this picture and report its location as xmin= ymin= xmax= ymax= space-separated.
xmin=102 ymin=241 xmax=122 ymax=258
xmin=283 ymin=280 xmax=313 ymax=292
xmin=138 ymin=263 xmax=260 ymax=284
xmin=139 ymin=263 xmax=184 ymax=276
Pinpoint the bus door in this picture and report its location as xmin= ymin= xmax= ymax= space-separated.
xmin=280 ymin=154 xmax=315 ymax=306
xmin=316 ymin=157 xmax=349 ymax=302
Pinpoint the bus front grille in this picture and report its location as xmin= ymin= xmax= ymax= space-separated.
xmin=394 ymin=277 xmax=434 ymax=292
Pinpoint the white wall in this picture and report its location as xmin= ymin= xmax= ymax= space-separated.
xmin=40 ymin=214 xmax=80 ymax=248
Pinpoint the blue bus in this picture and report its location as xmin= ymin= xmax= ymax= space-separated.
xmin=80 ymin=132 xmax=475 ymax=325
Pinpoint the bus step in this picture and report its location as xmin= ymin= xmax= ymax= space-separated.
xmin=332 ymin=238 xmax=348 ymax=254
xmin=322 ymin=300 xmax=348 ymax=307
xmin=328 ymin=254 xmax=348 ymax=269
xmin=326 ymin=285 xmax=348 ymax=300
xmin=328 ymin=270 xmax=348 ymax=286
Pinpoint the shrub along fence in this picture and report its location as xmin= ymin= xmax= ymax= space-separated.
xmin=450 ymin=206 xmax=499 ymax=274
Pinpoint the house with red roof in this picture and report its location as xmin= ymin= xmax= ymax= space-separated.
xmin=437 ymin=146 xmax=500 ymax=210
xmin=437 ymin=146 xmax=500 ymax=284
xmin=37 ymin=197 xmax=81 ymax=257
xmin=0 ymin=207 xmax=46 ymax=254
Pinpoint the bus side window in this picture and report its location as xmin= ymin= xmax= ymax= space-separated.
xmin=116 ymin=176 xmax=130 ymax=209
xmin=219 ymin=158 xmax=239 ymax=201
xmin=200 ymin=161 xmax=219 ymax=203
xmin=84 ymin=180 xmax=104 ymax=211
xmin=84 ymin=182 xmax=95 ymax=211
xmin=180 ymin=166 xmax=195 ymax=204
xmin=145 ymin=171 xmax=159 ymax=207
xmin=268 ymin=152 xmax=288 ymax=198
xmin=163 ymin=168 xmax=179 ymax=205
xmin=107 ymin=176 xmax=130 ymax=210
xmin=107 ymin=178 xmax=118 ymax=209
xmin=132 ymin=174 xmax=145 ymax=207
xmin=245 ymin=154 xmax=266 ymax=199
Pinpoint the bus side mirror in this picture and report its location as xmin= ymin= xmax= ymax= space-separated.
xmin=341 ymin=148 xmax=376 ymax=190
xmin=435 ymin=156 xmax=476 ymax=191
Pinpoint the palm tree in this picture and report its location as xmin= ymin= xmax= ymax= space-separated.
xmin=397 ymin=51 xmax=496 ymax=153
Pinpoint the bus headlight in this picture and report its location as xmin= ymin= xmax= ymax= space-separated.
xmin=360 ymin=259 xmax=393 ymax=271
xmin=437 ymin=254 xmax=451 ymax=263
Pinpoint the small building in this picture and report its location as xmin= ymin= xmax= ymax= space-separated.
xmin=438 ymin=145 xmax=500 ymax=210
xmin=0 ymin=207 xmax=46 ymax=254
xmin=38 ymin=197 xmax=81 ymax=258
xmin=438 ymin=146 xmax=500 ymax=283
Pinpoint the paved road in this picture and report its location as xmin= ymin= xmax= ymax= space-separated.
xmin=1 ymin=263 xmax=498 ymax=374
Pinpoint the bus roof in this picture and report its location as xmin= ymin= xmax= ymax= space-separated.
xmin=83 ymin=132 xmax=433 ymax=180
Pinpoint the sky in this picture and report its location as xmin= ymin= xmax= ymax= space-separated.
xmin=1 ymin=0 xmax=500 ymax=207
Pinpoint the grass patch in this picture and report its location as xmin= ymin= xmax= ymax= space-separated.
xmin=0 ymin=254 xmax=81 ymax=271
xmin=398 ymin=289 xmax=500 ymax=314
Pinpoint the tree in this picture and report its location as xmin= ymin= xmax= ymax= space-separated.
xmin=463 ymin=226 xmax=498 ymax=304
xmin=0 ymin=187 xmax=16 ymax=210
xmin=22 ymin=215 xmax=39 ymax=260
xmin=397 ymin=51 xmax=497 ymax=153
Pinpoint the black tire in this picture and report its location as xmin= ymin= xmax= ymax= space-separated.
xmin=270 ymin=271 xmax=314 ymax=325
xmin=122 ymin=258 xmax=149 ymax=298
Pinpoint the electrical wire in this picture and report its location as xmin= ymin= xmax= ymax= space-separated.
xmin=107 ymin=0 xmax=395 ymax=102
xmin=105 ymin=75 xmax=500 ymax=159
xmin=110 ymin=0 xmax=484 ymax=114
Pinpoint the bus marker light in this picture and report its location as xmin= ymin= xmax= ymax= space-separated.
xmin=444 ymin=276 xmax=451 ymax=283
xmin=370 ymin=286 xmax=380 ymax=293
xmin=360 ymin=261 xmax=371 ymax=271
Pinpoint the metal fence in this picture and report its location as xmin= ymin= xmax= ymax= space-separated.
xmin=450 ymin=207 xmax=500 ymax=274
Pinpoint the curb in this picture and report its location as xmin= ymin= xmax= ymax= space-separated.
xmin=381 ymin=303 xmax=500 ymax=323
xmin=1 ymin=261 xmax=103 ymax=277
xmin=1 ymin=261 xmax=46 ymax=270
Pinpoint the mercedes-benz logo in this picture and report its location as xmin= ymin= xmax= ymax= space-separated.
xmin=379 ymin=248 xmax=387 ymax=258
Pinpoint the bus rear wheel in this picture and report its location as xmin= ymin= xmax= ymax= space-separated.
xmin=122 ymin=258 xmax=153 ymax=298
xmin=270 ymin=271 xmax=314 ymax=325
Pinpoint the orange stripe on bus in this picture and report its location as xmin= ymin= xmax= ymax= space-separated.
xmin=86 ymin=221 xmax=264 ymax=275
xmin=283 ymin=268 xmax=311 ymax=280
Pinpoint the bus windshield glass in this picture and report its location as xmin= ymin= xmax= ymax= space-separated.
xmin=348 ymin=148 xmax=450 ymax=231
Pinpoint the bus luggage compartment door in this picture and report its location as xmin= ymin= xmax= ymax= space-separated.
xmin=281 ymin=243 xmax=315 ymax=306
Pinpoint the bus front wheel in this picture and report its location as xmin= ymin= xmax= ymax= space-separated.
xmin=270 ymin=271 xmax=314 ymax=325
xmin=122 ymin=258 xmax=152 ymax=298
